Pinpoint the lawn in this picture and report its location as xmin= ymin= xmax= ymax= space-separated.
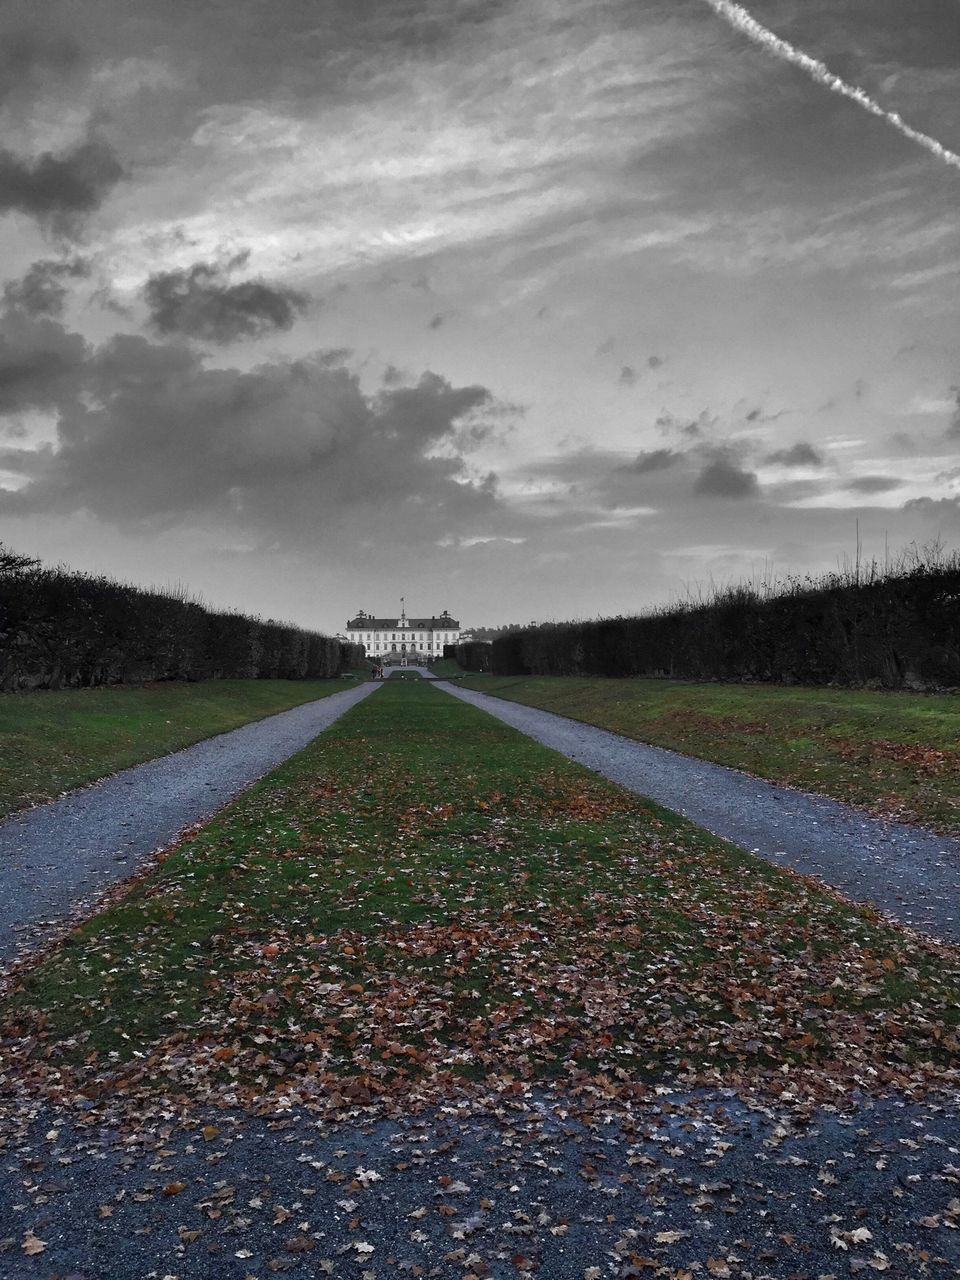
xmin=3 ymin=679 xmax=956 ymax=1124
xmin=456 ymin=675 xmax=960 ymax=833
xmin=0 ymin=677 xmax=362 ymax=817
xmin=425 ymin=657 xmax=464 ymax=678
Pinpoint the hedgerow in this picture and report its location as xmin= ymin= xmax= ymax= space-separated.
xmin=492 ymin=547 xmax=960 ymax=689
xmin=0 ymin=545 xmax=362 ymax=690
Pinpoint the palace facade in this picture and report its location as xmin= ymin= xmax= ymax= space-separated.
xmin=346 ymin=604 xmax=460 ymax=661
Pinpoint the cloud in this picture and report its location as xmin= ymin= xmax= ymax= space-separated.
xmin=625 ymin=448 xmax=680 ymax=474
xmin=2 ymin=320 xmax=512 ymax=554
xmin=701 ymin=1 xmax=960 ymax=174
xmin=0 ymin=140 xmax=124 ymax=228
xmin=143 ymin=257 xmax=310 ymax=344
xmin=947 ymin=389 xmax=960 ymax=437
xmin=657 ymin=409 xmax=716 ymax=438
xmin=847 ymin=475 xmax=903 ymax=494
xmin=618 ymin=365 xmax=637 ymax=387
xmin=694 ymin=454 xmax=760 ymax=498
xmin=3 ymin=258 xmax=90 ymax=318
xmin=0 ymin=312 xmax=88 ymax=414
xmin=0 ymin=30 xmax=83 ymax=103
xmin=903 ymin=496 xmax=960 ymax=528
xmin=765 ymin=441 xmax=824 ymax=467
xmin=647 ymin=355 xmax=664 ymax=368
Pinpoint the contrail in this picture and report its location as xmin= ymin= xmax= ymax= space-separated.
xmin=702 ymin=0 xmax=960 ymax=173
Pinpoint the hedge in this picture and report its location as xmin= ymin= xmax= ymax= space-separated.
xmin=491 ymin=554 xmax=960 ymax=690
xmin=0 ymin=547 xmax=363 ymax=691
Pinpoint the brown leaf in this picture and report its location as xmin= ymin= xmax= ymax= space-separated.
xmin=22 ymin=1231 xmax=46 ymax=1256
xmin=286 ymin=1234 xmax=315 ymax=1253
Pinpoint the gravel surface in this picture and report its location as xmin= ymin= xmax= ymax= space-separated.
xmin=0 ymin=681 xmax=379 ymax=963
xmin=436 ymin=678 xmax=960 ymax=945
xmin=0 ymin=1089 xmax=957 ymax=1279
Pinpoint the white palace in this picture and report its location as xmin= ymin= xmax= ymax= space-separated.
xmin=346 ymin=602 xmax=460 ymax=661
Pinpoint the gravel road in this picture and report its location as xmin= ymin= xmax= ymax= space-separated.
xmin=1 ymin=1088 xmax=957 ymax=1279
xmin=435 ymin=678 xmax=960 ymax=945
xmin=0 ymin=681 xmax=379 ymax=963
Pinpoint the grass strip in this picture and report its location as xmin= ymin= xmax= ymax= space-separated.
xmin=457 ymin=675 xmax=960 ymax=834
xmin=0 ymin=677 xmax=362 ymax=818
xmin=2 ymin=679 xmax=957 ymax=1121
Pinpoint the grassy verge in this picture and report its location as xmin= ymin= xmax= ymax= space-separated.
xmin=458 ymin=676 xmax=960 ymax=833
xmin=426 ymin=658 xmax=463 ymax=678
xmin=0 ymin=677 xmax=360 ymax=817
xmin=3 ymin=680 xmax=957 ymax=1120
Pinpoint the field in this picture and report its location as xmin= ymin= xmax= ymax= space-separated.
xmin=0 ymin=677 xmax=361 ymax=818
xmin=4 ymin=678 xmax=957 ymax=1125
xmin=456 ymin=675 xmax=960 ymax=833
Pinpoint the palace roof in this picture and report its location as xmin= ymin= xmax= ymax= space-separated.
xmin=346 ymin=613 xmax=459 ymax=629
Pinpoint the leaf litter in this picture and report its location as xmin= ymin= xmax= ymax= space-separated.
xmin=0 ymin=680 xmax=957 ymax=1276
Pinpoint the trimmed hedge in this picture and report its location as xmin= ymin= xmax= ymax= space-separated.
xmin=0 ymin=548 xmax=363 ymax=691
xmin=491 ymin=556 xmax=960 ymax=690
xmin=454 ymin=640 xmax=492 ymax=673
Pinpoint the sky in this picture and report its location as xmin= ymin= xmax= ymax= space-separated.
xmin=1 ymin=0 xmax=959 ymax=634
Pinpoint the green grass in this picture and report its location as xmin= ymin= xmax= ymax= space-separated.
xmin=457 ymin=675 xmax=960 ymax=834
xmin=4 ymin=680 xmax=957 ymax=1117
xmin=426 ymin=658 xmax=463 ymax=678
xmin=0 ymin=677 xmax=360 ymax=817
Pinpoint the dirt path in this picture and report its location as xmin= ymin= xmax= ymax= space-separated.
xmin=436 ymin=677 xmax=960 ymax=944
xmin=0 ymin=681 xmax=379 ymax=962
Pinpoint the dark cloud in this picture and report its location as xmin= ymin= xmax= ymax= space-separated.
xmin=0 ymin=141 xmax=124 ymax=228
xmin=647 ymin=355 xmax=664 ymax=368
xmin=618 ymin=365 xmax=636 ymax=387
xmin=765 ymin=441 xmax=824 ymax=467
xmin=624 ymin=448 xmax=679 ymax=474
xmin=144 ymin=258 xmax=310 ymax=344
xmin=595 ymin=336 xmax=615 ymax=357
xmin=746 ymin=407 xmax=790 ymax=425
xmin=3 ymin=319 xmax=508 ymax=551
xmin=903 ymin=496 xmax=960 ymax=527
xmin=0 ymin=311 xmax=88 ymax=413
xmin=657 ymin=409 xmax=715 ymax=438
xmin=0 ymin=29 xmax=84 ymax=102
xmin=694 ymin=456 xmax=760 ymax=499
xmin=3 ymin=258 xmax=89 ymax=317
xmin=847 ymin=475 xmax=903 ymax=494
xmin=428 ymin=312 xmax=445 ymax=330
xmin=947 ymin=389 xmax=960 ymax=437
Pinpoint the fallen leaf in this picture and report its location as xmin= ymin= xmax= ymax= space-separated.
xmin=22 ymin=1232 xmax=46 ymax=1256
